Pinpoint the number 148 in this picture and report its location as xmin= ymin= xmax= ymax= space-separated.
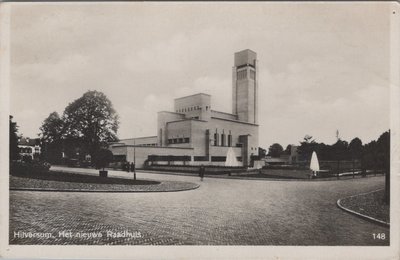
xmin=372 ymin=233 xmax=386 ymax=240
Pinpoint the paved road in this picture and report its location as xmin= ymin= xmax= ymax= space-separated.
xmin=9 ymin=166 xmax=389 ymax=245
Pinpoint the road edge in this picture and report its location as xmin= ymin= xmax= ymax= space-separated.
xmin=336 ymin=189 xmax=390 ymax=228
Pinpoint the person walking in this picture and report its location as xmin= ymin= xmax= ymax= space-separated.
xmin=199 ymin=165 xmax=205 ymax=181
xmin=126 ymin=161 xmax=131 ymax=172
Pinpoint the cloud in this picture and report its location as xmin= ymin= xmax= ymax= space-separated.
xmin=175 ymin=76 xmax=231 ymax=112
xmin=118 ymin=94 xmax=172 ymax=138
xmin=9 ymin=3 xmax=390 ymax=149
xmin=123 ymin=33 xmax=189 ymax=74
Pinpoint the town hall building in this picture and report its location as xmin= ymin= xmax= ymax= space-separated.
xmin=109 ymin=49 xmax=260 ymax=168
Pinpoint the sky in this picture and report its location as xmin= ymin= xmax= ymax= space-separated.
xmin=9 ymin=2 xmax=392 ymax=149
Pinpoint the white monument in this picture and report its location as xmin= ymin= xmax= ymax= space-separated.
xmin=225 ymin=147 xmax=240 ymax=167
xmin=310 ymin=151 xmax=320 ymax=176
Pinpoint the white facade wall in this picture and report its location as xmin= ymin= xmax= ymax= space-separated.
xmin=117 ymin=136 xmax=157 ymax=146
xmin=157 ymin=111 xmax=185 ymax=146
xmin=125 ymin=146 xmax=194 ymax=167
xmin=174 ymin=93 xmax=211 ymax=121
xmin=110 ymin=49 xmax=260 ymax=168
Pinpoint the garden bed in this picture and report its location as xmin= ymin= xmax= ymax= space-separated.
xmin=10 ymin=171 xmax=199 ymax=192
xmin=339 ymin=189 xmax=389 ymax=223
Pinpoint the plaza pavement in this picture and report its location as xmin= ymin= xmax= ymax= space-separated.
xmin=9 ymin=166 xmax=389 ymax=245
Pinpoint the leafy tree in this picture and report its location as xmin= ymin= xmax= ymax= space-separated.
xmin=331 ymin=139 xmax=349 ymax=174
xmin=9 ymin=115 xmax=19 ymax=161
xmin=40 ymin=112 xmax=64 ymax=143
xmin=39 ymin=112 xmax=64 ymax=163
xmin=361 ymin=140 xmax=377 ymax=171
xmin=349 ymin=137 xmax=363 ymax=161
xmin=258 ymin=147 xmax=267 ymax=158
xmin=62 ymin=90 xmax=119 ymax=157
xmin=93 ymin=148 xmax=114 ymax=171
xmin=268 ymin=143 xmax=284 ymax=158
xmin=377 ymin=131 xmax=390 ymax=203
xmin=283 ymin=145 xmax=292 ymax=155
xmin=297 ymin=135 xmax=318 ymax=161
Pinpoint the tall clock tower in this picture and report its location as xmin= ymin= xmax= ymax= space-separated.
xmin=232 ymin=49 xmax=258 ymax=124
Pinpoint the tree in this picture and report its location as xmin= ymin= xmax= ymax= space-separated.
xmin=268 ymin=143 xmax=284 ymax=158
xmin=331 ymin=139 xmax=349 ymax=176
xmin=258 ymin=147 xmax=267 ymax=158
xmin=376 ymin=131 xmax=390 ymax=204
xmin=349 ymin=137 xmax=363 ymax=161
xmin=297 ymin=135 xmax=318 ymax=162
xmin=282 ymin=145 xmax=292 ymax=156
xmin=9 ymin=115 xmax=19 ymax=161
xmin=93 ymin=148 xmax=114 ymax=177
xmin=62 ymin=90 xmax=119 ymax=158
xmin=40 ymin=112 xmax=64 ymax=144
xmin=348 ymin=137 xmax=362 ymax=177
xmin=39 ymin=112 xmax=64 ymax=163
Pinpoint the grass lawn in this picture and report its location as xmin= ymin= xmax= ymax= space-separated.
xmin=11 ymin=170 xmax=159 ymax=186
xmin=340 ymin=189 xmax=389 ymax=223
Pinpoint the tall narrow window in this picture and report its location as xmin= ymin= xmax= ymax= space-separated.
xmin=214 ymin=133 xmax=218 ymax=146
xmin=221 ymin=133 xmax=225 ymax=146
xmin=250 ymin=70 xmax=255 ymax=80
xmin=228 ymin=134 xmax=232 ymax=147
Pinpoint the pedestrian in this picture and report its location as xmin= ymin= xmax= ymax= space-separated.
xmin=126 ymin=161 xmax=131 ymax=172
xmin=199 ymin=165 xmax=205 ymax=181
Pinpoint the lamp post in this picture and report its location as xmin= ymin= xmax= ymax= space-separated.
xmin=133 ymin=138 xmax=136 ymax=181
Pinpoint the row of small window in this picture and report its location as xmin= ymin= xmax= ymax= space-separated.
xmin=137 ymin=143 xmax=157 ymax=147
xmin=237 ymin=69 xmax=256 ymax=80
xmin=168 ymin=137 xmax=190 ymax=144
xmin=19 ymin=147 xmax=39 ymax=153
xmin=176 ymin=106 xmax=210 ymax=113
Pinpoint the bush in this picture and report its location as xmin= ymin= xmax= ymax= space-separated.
xmin=10 ymin=161 xmax=51 ymax=175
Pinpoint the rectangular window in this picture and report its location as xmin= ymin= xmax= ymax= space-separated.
xmin=250 ymin=70 xmax=255 ymax=80
xmin=214 ymin=133 xmax=218 ymax=146
xmin=194 ymin=156 xmax=208 ymax=161
xmin=228 ymin=135 xmax=232 ymax=147
xmin=184 ymin=138 xmax=190 ymax=143
xmin=221 ymin=133 xmax=225 ymax=146
xmin=237 ymin=70 xmax=247 ymax=80
xmin=211 ymin=156 xmax=227 ymax=162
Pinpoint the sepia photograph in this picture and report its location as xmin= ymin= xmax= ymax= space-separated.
xmin=0 ymin=1 xmax=399 ymax=259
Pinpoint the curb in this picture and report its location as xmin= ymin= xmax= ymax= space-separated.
xmin=336 ymin=189 xmax=390 ymax=228
xmin=51 ymin=167 xmax=385 ymax=182
xmin=10 ymin=184 xmax=200 ymax=193
xmin=134 ymin=169 xmax=385 ymax=182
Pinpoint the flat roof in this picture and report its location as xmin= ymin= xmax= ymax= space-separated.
xmin=211 ymin=116 xmax=259 ymax=126
xmin=117 ymin=136 xmax=157 ymax=141
xmin=158 ymin=111 xmax=185 ymax=115
xmin=166 ymin=118 xmax=207 ymax=124
xmin=234 ymin=49 xmax=257 ymax=55
xmin=174 ymin=93 xmax=211 ymax=100
xmin=112 ymin=145 xmax=194 ymax=150
xmin=211 ymin=110 xmax=237 ymax=117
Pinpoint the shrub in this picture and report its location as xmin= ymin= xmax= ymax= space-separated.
xmin=10 ymin=161 xmax=51 ymax=175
